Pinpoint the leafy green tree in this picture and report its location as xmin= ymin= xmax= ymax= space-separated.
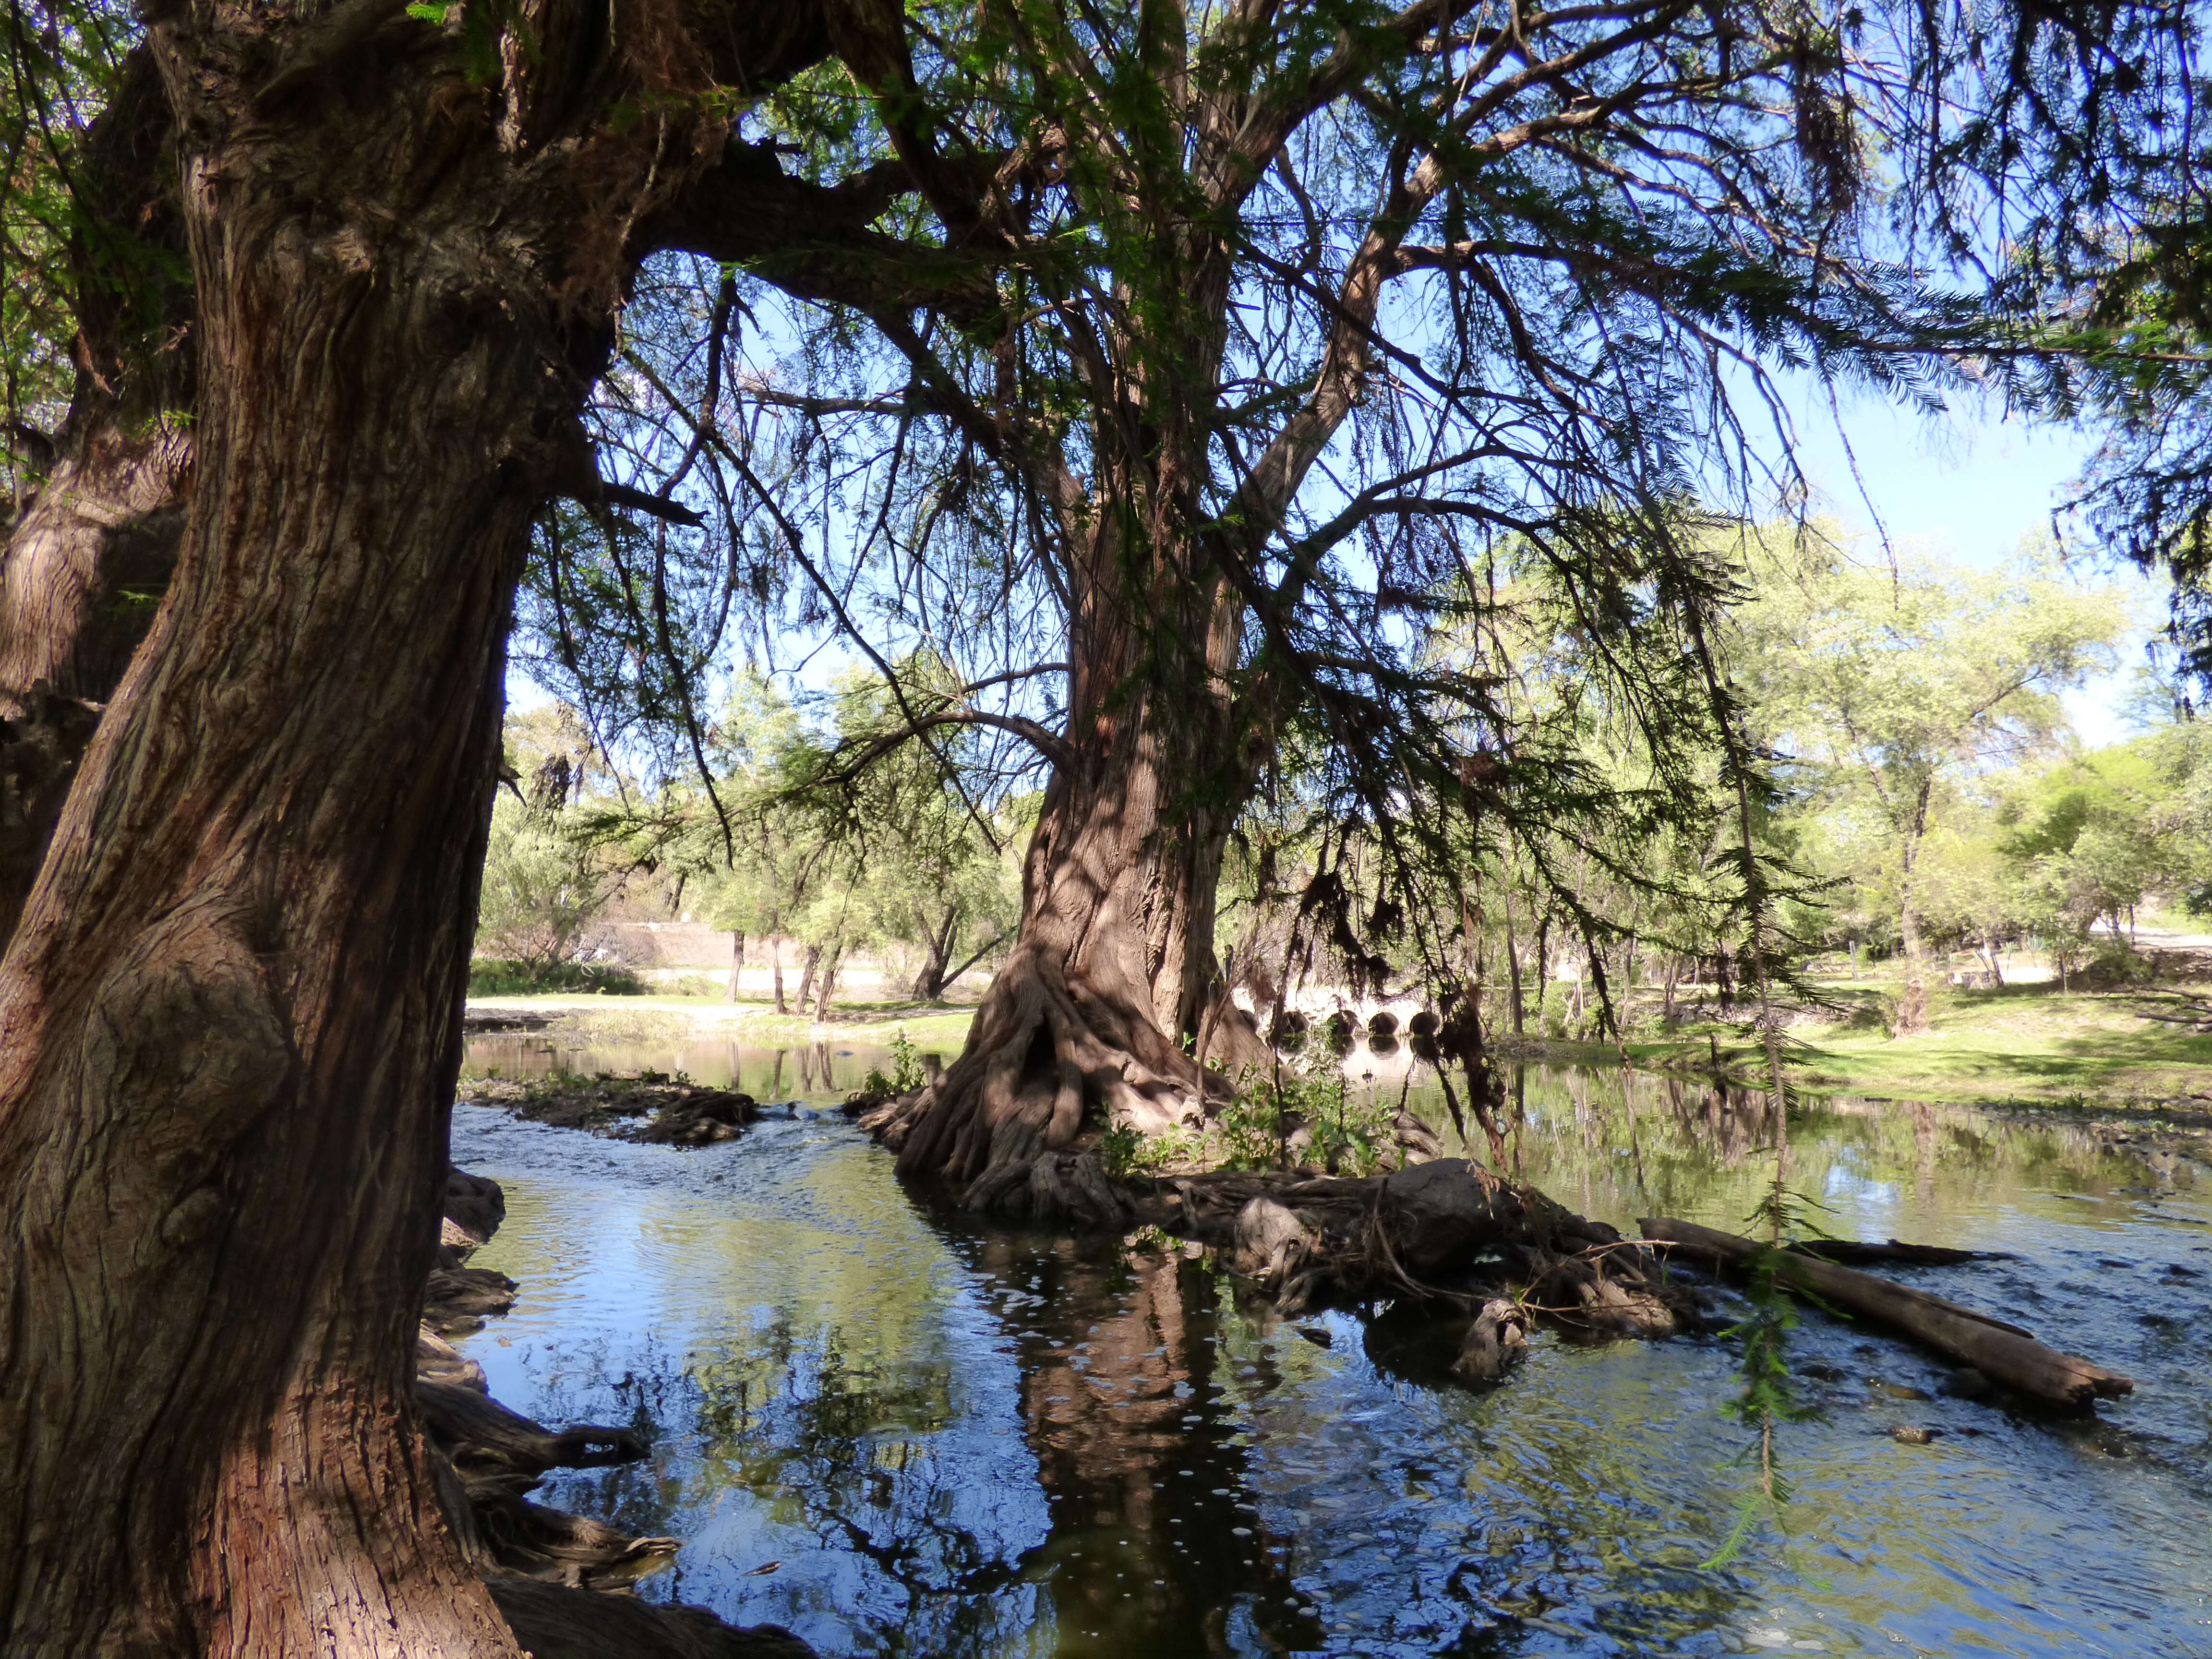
xmin=531 ymin=0 xmax=2119 ymax=1202
xmin=473 ymin=797 xmax=617 ymax=974
xmin=1742 ymin=534 xmax=2123 ymax=1024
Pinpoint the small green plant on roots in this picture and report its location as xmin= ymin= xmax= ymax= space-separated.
xmin=861 ymin=1028 xmax=928 ymax=1099
xmin=1305 ymin=1072 xmax=1399 ymax=1177
xmin=1096 ymin=1123 xmax=1145 ymax=1180
xmin=1211 ymin=1059 xmax=1397 ymax=1173
xmin=1214 ymin=1066 xmax=1301 ymax=1170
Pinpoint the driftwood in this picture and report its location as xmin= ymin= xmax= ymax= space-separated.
xmin=1642 ymin=1217 xmax=2134 ymax=1410
xmin=1789 ymin=1238 xmax=1999 ymax=1267
xmin=489 ymin=1575 xmax=813 ymax=1659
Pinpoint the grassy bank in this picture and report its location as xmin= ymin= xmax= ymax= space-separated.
xmin=471 ymin=979 xmax=2212 ymax=1110
xmin=1606 ymin=980 xmax=2212 ymax=1109
xmin=465 ymin=991 xmax=978 ymax=1052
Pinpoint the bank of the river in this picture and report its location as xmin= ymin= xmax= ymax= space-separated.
xmin=1585 ymin=981 xmax=2212 ymax=1112
xmin=466 ymin=994 xmax=979 ymax=1052
xmin=470 ymin=981 xmax=2212 ymax=1117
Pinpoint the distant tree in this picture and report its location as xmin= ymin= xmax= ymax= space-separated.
xmin=473 ymin=797 xmax=619 ymax=974
xmin=1742 ymin=535 xmax=2122 ymax=1026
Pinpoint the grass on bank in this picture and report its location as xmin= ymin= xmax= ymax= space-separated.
xmin=469 ymin=961 xmax=2212 ymax=1108
xmin=1618 ymin=978 xmax=2212 ymax=1108
xmin=465 ymin=977 xmax=980 ymax=1051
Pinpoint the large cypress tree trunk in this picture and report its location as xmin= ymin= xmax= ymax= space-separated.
xmin=872 ymin=511 xmax=1266 ymax=1205
xmin=0 ymin=50 xmax=192 ymax=944
xmin=0 ymin=0 xmax=778 ymax=1638
xmin=0 ymin=66 xmax=564 ymax=1651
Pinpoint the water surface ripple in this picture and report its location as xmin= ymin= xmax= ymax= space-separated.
xmin=451 ymin=1048 xmax=2212 ymax=1658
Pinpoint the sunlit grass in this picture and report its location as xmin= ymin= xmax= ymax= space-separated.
xmin=1621 ymin=980 xmax=2212 ymax=1106
xmin=467 ymin=987 xmax=979 ymax=1050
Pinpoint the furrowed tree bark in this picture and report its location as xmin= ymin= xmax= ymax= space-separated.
xmin=0 ymin=49 xmax=193 ymax=947
xmin=868 ymin=522 xmax=1264 ymax=1208
xmin=0 ymin=1 xmax=834 ymax=1650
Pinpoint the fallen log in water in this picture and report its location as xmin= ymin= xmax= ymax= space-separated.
xmin=1641 ymin=1216 xmax=2134 ymax=1410
xmin=1788 ymin=1238 xmax=2000 ymax=1267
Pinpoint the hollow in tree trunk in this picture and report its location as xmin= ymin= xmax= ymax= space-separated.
xmin=813 ymin=938 xmax=843 ymax=1022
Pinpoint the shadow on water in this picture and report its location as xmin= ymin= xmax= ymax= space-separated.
xmin=450 ymin=1040 xmax=2212 ymax=1658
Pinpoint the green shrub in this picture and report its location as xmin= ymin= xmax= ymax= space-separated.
xmin=468 ymin=958 xmax=644 ymax=997
xmin=1097 ymin=1123 xmax=1144 ymax=1179
xmin=859 ymin=1028 xmax=928 ymax=1099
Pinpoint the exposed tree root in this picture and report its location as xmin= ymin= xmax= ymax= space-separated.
xmin=864 ymin=939 xmax=1259 ymax=1203
xmin=469 ymin=1487 xmax=682 ymax=1590
xmin=418 ymin=1323 xmax=491 ymax=1392
xmin=417 ymin=1379 xmax=648 ymax=1482
xmin=424 ymin=1264 xmax=520 ymax=1336
xmin=866 ymin=1002 xmax=1710 ymax=1368
xmin=854 ymin=949 xmax=1681 ymax=1381
xmin=488 ymin=1576 xmax=814 ymax=1659
xmin=1140 ymin=1157 xmax=1701 ymax=1345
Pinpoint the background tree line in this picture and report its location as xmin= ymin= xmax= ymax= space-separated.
xmin=476 ymin=675 xmax=1022 ymax=1015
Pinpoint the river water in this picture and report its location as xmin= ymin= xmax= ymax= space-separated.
xmin=451 ymin=1034 xmax=2212 ymax=1657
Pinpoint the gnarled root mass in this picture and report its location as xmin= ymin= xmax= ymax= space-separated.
xmin=1174 ymin=1158 xmax=1700 ymax=1351
xmin=863 ymin=939 xmax=1244 ymax=1210
xmin=862 ymin=974 xmax=1706 ymax=1371
xmin=857 ymin=954 xmax=1694 ymax=1381
xmin=422 ymin=1166 xmax=814 ymax=1656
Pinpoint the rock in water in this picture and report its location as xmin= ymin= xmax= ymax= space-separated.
xmin=1232 ymin=1197 xmax=1314 ymax=1285
xmin=1451 ymin=1299 xmax=1530 ymax=1384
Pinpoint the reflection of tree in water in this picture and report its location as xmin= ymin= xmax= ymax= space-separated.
xmin=960 ymin=1229 xmax=1325 ymax=1658
xmin=1659 ymin=1076 xmax=1778 ymax=1166
xmin=544 ymin=1236 xmax=1325 ymax=1656
xmin=534 ymin=1310 xmax=1044 ymax=1656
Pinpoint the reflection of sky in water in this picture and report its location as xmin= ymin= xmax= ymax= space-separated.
xmin=449 ymin=1058 xmax=2212 ymax=1659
